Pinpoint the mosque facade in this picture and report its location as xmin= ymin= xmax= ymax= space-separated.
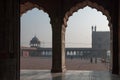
xmin=21 ymin=26 xmax=110 ymax=59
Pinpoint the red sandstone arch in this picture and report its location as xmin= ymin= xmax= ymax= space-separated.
xmin=64 ymin=0 xmax=113 ymax=71
xmin=64 ymin=0 xmax=111 ymax=28
xmin=20 ymin=1 xmax=49 ymax=16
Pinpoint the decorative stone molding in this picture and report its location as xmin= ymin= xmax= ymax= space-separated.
xmin=64 ymin=0 xmax=111 ymax=28
xmin=20 ymin=1 xmax=48 ymax=16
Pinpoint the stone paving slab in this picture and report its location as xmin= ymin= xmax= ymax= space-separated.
xmin=20 ymin=70 xmax=120 ymax=80
xmin=20 ymin=57 xmax=108 ymax=71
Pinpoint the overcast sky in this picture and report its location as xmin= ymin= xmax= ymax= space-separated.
xmin=21 ymin=6 xmax=109 ymax=48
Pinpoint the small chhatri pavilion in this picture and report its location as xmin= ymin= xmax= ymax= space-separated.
xmin=30 ymin=36 xmax=41 ymax=48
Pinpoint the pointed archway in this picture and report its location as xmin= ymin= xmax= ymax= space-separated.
xmin=65 ymin=6 xmax=110 ymax=70
xmin=63 ymin=0 xmax=119 ymax=74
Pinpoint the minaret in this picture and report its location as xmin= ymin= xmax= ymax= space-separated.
xmin=91 ymin=26 xmax=97 ymax=32
xmin=95 ymin=26 xmax=97 ymax=31
xmin=92 ymin=26 xmax=97 ymax=48
xmin=91 ymin=26 xmax=94 ymax=48
xmin=92 ymin=26 xmax=93 ymax=32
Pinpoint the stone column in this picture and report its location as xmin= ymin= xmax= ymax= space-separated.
xmin=112 ymin=22 xmax=119 ymax=75
xmin=119 ymin=0 xmax=120 ymax=75
xmin=0 ymin=1 xmax=20 ymax=80
xmin=109 ymin=26 xmax=113 ymax=72
xmin=50 ymin=16 xmax=66 ymax=73
xmin=111 ymin=1 xmax=119 ymax=74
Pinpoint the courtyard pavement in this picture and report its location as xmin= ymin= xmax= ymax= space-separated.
xmin=20 ymin=70 xmax=120 ymax=80
xmin=20 ymin=57 xmax=109 ymax=71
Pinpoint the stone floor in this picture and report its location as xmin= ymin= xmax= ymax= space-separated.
xmin=20 ymin=70 xmax=120 ymax=80
xmin=20 ymin=57 xmax=109 ymax=70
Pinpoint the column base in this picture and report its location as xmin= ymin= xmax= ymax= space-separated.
xmin=112 ymin=70 xmax=119 ymax=75
xmin=51 ymin=66 xmax=66 ymax=73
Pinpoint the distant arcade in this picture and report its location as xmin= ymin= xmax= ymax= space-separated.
xmin=21 ymin=26 xmax=110 ymax=59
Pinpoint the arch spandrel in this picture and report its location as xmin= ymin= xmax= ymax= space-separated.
xmin=63 ymin=0 xmax=112 ymax=28
xmin=20 ymin=0 xmax=63 ymax=16
xmin=20 ymin=0 xmax=113 ymax=29
xmin=20 ymin=1 xmax=49 ymax=16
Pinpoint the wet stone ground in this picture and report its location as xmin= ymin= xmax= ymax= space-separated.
xmin=20 ymin=70 xmax=120 ymax=80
